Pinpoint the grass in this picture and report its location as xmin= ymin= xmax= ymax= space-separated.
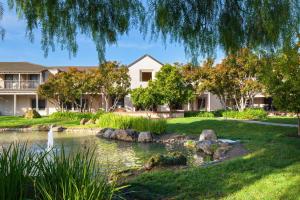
xmin=125 ymin=117 xmax=300 ymax=199
xmin=98 ymin=113 xmax=167 ymax=134
xmin=259 ymin=116 xmax=299 ymax=125
xmin=0 ymin=116 xmax=80 ymax=128
xmin=0 ymin=143 xmax=116 ymax=200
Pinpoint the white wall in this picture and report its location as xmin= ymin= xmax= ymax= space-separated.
xmin=128 ymin=55 xmax=163 ymax=90
xmin=0 ymin=95 xmax=13 ymax=115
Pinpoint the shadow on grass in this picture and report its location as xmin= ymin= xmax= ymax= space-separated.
xmin=124 ymin=118 xmax=300 ymax=199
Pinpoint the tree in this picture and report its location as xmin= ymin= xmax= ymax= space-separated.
xmin=5 ymin=0 xmax=299 ymax=62
xmin=260 ymin=38 xmax=300 ymax=135
xmin=197 ymin=60 xmax=234 ymax=109
xmin=0 ymin=2 xmax=4 ymax=39
xmin=99 ymin=62 xmax=131 ymax=112
xmin=223 ymin=49 xmax=264 ymax=111
xmin=153 ymin=64 xmax=194 ymax=110
xmin=130 ymin=83 xmax=163 ymax=111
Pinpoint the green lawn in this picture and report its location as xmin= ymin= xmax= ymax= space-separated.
xmin=0 ymin=116 xmax=80 ymax=128
xmin=126 ymin=117 xmax=300 ymax=199
xmin=259 ymin=116 xmax=299 ymax=125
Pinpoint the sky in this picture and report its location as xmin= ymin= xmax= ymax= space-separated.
xmin=0 ymin=2 xmax=224 ymax=67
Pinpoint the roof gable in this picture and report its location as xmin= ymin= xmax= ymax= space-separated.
xmin=127 ymin=54 xmax=163 ymax=68
xmin=0 ymin=62 xmax=46 ymax=73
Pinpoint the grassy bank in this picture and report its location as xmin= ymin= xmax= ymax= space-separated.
xmin=125 ymin=117 xmax=300 ymax=199
xmin=0 ymin=116 xmax=80 ymax=128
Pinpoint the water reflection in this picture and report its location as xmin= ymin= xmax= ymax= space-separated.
xmin=0 ymin=132 xmax=199 ymax=169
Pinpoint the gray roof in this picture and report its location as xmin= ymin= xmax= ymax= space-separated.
xmin=127 ymin=54 xmax=164 ymax=67
xmin=0 ymin=62 xmax=46 ymax=73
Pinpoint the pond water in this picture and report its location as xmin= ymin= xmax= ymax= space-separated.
xmin=0 ymin=132 xmax=197 ymax=169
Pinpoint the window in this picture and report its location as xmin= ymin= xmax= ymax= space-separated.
xmin=141 ymin=72 xmax=152 ymax=82
xmin=31 ymin=99 xmax=46 ymax=110
xmin=197 ymin=97 xmax=206 ymax=110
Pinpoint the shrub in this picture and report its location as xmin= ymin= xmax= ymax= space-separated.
xmin=223 ymin=108 xmax=267 ymax=120
xmin=0 ymin=143 xmax=116 ymax=200
xmin=98 ymin=113 xmax=167 ymax=134
xmin=146 ymin=152 xmax=187 ymax=168
xmin=24 ymin=109 xmax=41 ymax=119
xmin=49 ymin=111 xmax=94 ymax=120
xmin=184 ymin=111 xmax=215 ymax=118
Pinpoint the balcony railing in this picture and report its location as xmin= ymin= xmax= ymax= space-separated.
xmin=0 ymin=80 xmax=40 ymax=90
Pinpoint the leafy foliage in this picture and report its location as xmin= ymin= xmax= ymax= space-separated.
xmin=222 ymin=108 xmax=268 ymax=120
xmin=260 ymin=37 xmax=300 ymax=134
xmin=0 ymin=143 xmax=116 ymax=200
xmin=6 ymin=0 xmax=299 ymax=61
xmin=49 ymin=111 xmax=94 ymax=120
xmin=98 ymin=113 xmax=167 ymax=134
xmin=184 ymin=111 xmax=215 ymax=118
xmin=24 ymin=109 xmax=41 ymax=119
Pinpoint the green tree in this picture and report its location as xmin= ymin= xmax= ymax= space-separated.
xmin=223 ymin=49 xmax=264 ymax=111
xmin=5 ymin=0 xmax=300 ymax=61
xmin=154 ymin=64 xmax=193 ymax=110
xmin=99 ymin=62 xmax=131 ymax=112
xmin=0 ymin=2 xmax=4 ymax=39
xmin=130 ymin=83 xmax=163 ymax=111
xmin=260 ymin=39 xmax=300 ymax=135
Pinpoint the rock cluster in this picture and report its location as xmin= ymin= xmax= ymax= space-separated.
xmin=185 ymin=129 xmax=236 ymax=161
xmin=145 ymin=152 xmax=187 ymax=169
xmin=80 ymin=118 xmax=96 ymax=125
xmin=98 ymin=128 xmax=153 ymax=143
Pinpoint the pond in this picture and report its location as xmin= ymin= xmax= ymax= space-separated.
xmin=0 ymin=131 xmax=197 ymax=169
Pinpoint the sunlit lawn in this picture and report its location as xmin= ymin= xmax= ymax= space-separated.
xmin=126 ymin=117 xmax=300 ymax=199
xmin=0 ymin=116 xmax=80 ymax=128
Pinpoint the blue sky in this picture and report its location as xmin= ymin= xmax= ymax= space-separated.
xmin=0 ymin=2 xmax=224 ymax=66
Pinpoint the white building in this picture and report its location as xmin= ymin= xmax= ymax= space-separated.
xmin=0 ymin=55 xmax=268 ymax=116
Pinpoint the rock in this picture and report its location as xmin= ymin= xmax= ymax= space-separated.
xmin=85 ymin=119 xmax=95 ymax=125
xmin=51 ymin=126 xmax=64 ymax=132
xmin=196 ymin=140 xmax=218 ymax=155
xmin=138 ymin=132 xmax=153 ymax=142
xmin=115 ymin=129 xmax=138 ymax=142
xmin=102 ymin=128 xmax=115 ymax=139
xmin=145 ymin=152 xmax=187 ymax=169
xmin=184 ymin=140 xmax=197 ymax=148
xmin=213 ymin=146 xmax=231 ymax=160
xmin=199 ymin=129 xmax=217 ymax=141
xmin=80 ymin=118 xmax=89 ymax=125
xmin=36 ymin=125 xmax=50 ymax=131
xmin=24 ymin=109 xmax=41 ymax=119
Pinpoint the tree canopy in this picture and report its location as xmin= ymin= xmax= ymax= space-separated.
xmin=3 ymin=0 xmax=299 ymax=62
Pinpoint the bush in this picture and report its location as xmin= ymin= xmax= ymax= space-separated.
xmin=184 ymin=111 xmax=215 ymax=118
xmin=222 ymin=108 xmax=267 ymax=120
xmin=49 ymin=111 xmax=94 ymax=120
xmin=0 ymin=143 xmax=116 ymax=200
xmin=24 ymin=109 xmax=41 ymax=119
xmin=98 ymin=113 xmax=167 ymax=134
xmin=146 ymin=152 xmax=187 ymax=168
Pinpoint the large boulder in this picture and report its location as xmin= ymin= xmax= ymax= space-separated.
xmin=80 ymin=118 xmax=89 ymax=125
xmin=102 ymin=128 xmax=116 ymax=139
xmin=196 ymin=140 xmax=218 ymax=155
xmin=199 ymin=129 xmax=217 ymax=141
xmin=24 ymin=109 xmax=41 ymax=119
xmin=115 ymin=129 xmax=138 ymax=142
xmin=85 ymin=119 xmax=96 ymax=125
xmin=138 ymin=132 xmax=153 ymax=143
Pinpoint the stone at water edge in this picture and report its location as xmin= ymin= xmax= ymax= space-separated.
xmin=102 ymin=128 xmax=115 ymax=139
xmin=51 ymin=126 xmax=64 ymax=132
xmin=36 ymin=125 xmax=50 ymax=131
xmin=196 ymin=140 xmax=218 ymax=155
xmin=115 ymin=129 xmax=138 ymax=142
xmin=138 ymin=132 xmax=153 ymax=142
xmin=80 ymin=118 xmax=89 ymax=125
xmin=199 ymin=129 xmax=217 ymax=141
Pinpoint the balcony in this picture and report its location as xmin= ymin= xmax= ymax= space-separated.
xmin=0 ymin=80 xmax=40 ymax=90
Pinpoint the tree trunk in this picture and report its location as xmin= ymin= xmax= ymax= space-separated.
xmin=297 ymin=113 xmax=300 ymax=136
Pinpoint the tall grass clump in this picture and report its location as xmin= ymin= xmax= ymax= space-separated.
xmin=49 ymin=111 xmax=94 ymax=120
xmin=98 ymin=113 xmax=167 ymax=134
xmin=0 ymin=143 xmax=117 ymax=200
xmin=223 ymin=108 xmax=267 ymax=120
xmin=0 ymin=143 xmax=39 ymax=200
xmin=37 ymin=148 xmax=115 ymax=200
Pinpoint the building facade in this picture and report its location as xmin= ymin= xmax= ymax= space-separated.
xmin=0 ymin=55 xmax=269 ymax=116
